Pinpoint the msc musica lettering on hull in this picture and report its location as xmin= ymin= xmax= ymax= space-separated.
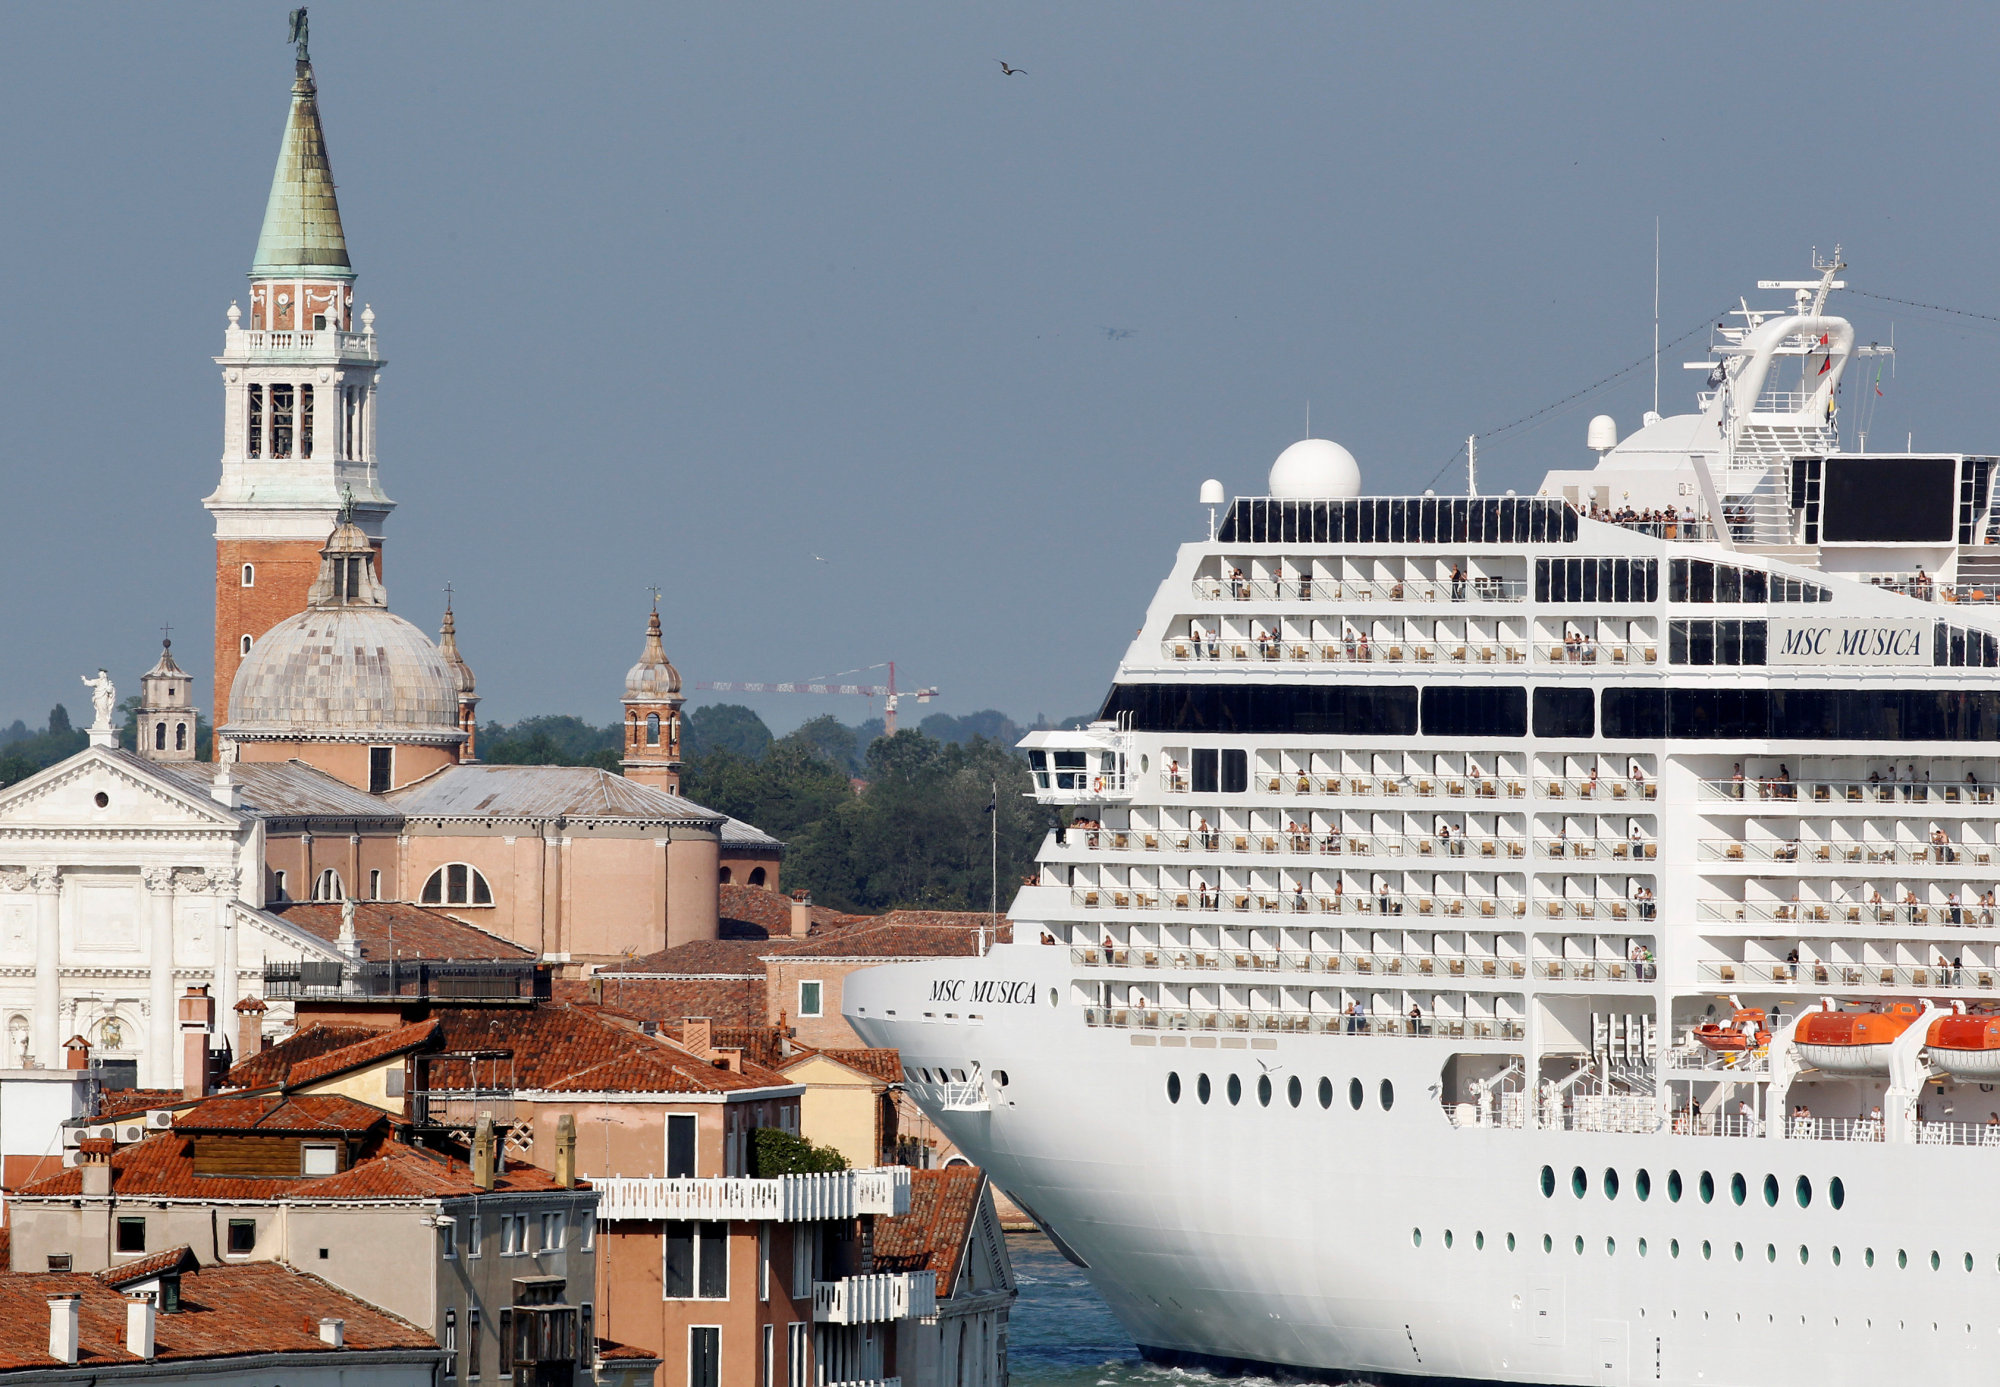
xmin=845 ymin=253 xmax=2000 ymax=1387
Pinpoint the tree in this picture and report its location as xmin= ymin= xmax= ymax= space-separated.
xmin=683 ymin=704 xmax=772 ymax=761
xmin=749 ymin=1127 xmax=848 ymax=1175
xmin=477 ymin=715 xmax=621 ymax=770
xmin=784 ymin=714 xmax=862 ymax=775
xmin=46 ymin=704 xmax=70 ymax=737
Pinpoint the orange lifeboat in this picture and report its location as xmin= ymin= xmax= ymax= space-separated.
xmin=1795 ymin=1002 xmax=1925 ymax=1075
xmin=1691 ymin=1007 xmax=1769 ymax=1054
xmin=1925 ymin=1013 xmax=2000 ymax=1081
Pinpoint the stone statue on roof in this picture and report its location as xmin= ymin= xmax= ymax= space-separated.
xmin=288 ymin=7 xmax=310 ymax=64
xmin=80 ymin=669 xmax=116 ymax=734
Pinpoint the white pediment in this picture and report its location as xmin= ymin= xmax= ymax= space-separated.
xmin=0 ymin=749 xmax=244 ymax=833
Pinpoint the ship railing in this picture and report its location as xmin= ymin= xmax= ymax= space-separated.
xmin=1158 ymin=774 xmax=1580 ymax=801
xmin=1072 ymin=946 xmax=1531 ymax=981
xmin=1536 ymin=776 xmax=1659 ymax=801
xmin=1160 ymin=640 xmax=1533 ymax=667
xmin=1697 ymin=901 xmax=2000 ymax=931
xmin=1698 ymin=777 xmax=1997 ymax=807
xmin=1915 ymin=1120 xmax=2000 ymax=1147
xmin=1784 ymin=1117 xmax=1887 ymax=1143
xmin=1536 ymin=642 xmax=1661 ymax=666
xmin=1080 ymin=1006 xmax=1524 ymax=1041
xmin=1943 ymin=584 xmax=2000 ymax=605
xmin=1700 ymin=837 xmax=1995 ymax=868
xmin=1698 ymin=959 xmax=1998 ymax=990
xmin=1537 ymin=900 xmax=1655 ymax=924
xmin=1440 ymin=1099 xmax=1531 ymax=1130
xmin=1668 ymin=1044 xmax=1770 ymax=1074
xmin=1666 ymin=1112 xmax=1763 ymax=1139
xmin=1603 ymin=517 xmax=1718 ymax=543
xmin=1190 ymin=577 xmax=1529 ymax=604
xmin=1102 ymin=830 xmax=1529 ymax=859
xmin=1066 ymin=889 xmax=1532 ymax=921
xmin=1534 ymin=958 xmax=1654 ymax=983
xmin=1537 ymin=837 xmax=1655 ymax=861
xmin=1559 ymin=1096 xmax=1663 ymax=1134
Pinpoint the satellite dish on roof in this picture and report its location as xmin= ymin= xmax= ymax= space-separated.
xmin=1587 ymin=415 xmax=1618 ymax=455
xmin=1199 ymin=479 xmax=1225 ymax=506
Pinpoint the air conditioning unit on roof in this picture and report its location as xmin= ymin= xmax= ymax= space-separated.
xmin=85 ymin=1124 xmax=117 ymax=1141
xmin=60 ymin=1127 xmax=83 ymax=1148
xmin=145 ymin=1110 xmax=174 ymax=1130
xmin=61 ymin=1150 xmax=80 ymax=1168
xmin=116 ymin=1123 xmax=145 ymax=1145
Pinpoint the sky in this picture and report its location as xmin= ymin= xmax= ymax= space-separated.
xmin=5 ymin=4 xmax=2000 ymax=736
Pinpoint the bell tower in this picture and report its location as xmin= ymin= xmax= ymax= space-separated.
xmin=622 ymin=603 xmax=685 ymax=793
xmin=206 ymin=18 xmax=391 ymax=738
xmin=136 ymin=639 xmax=198 ymax=763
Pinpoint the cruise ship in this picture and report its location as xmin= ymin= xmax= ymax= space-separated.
xmin=844 ymin=257 xmax=2000 ymax=1387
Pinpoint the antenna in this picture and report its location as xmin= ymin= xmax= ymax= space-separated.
xmin=1652 ymin=218 xmax=1661 ymax=417
xmin=1466 ymin=435 xmax=1477 ymax=497
xmin=1306 ymin=400 xmax=1311 ymax=437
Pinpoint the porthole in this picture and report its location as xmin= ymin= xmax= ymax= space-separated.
xmin=1349 ymin=1078 xmax=1363 ymax=1110
xmin=1605 ymin=1237 xmax=1615 ymax=1256
xmin=1602 ymin=1168 xmax=1619 ymax=1201
xmin=1670 ymin=1239 xmax=1680 ymax=1259
xmin=1865 ymin=1248 xmax=1875 ymax=1267
xmin=1287 ymin=1076 xmax=1302 ymax=1108
xmin=1506 ymin=1233 xmax=1516 ymax=1252
xmin=1733 ymin=1242 xmax=1744 ymax=1262
xmin=1766 ymin=1244 xmax=1777 ymax=1263
xmin=1412 ymin=1228 xmax=1422 ymax=1247
xmin=1699 ymin=1171 xmax=1714 ymax=1204
xmin=1829 ymin=1176 xmax=1845 ymax=1210
xmin=1637 ymin=1237 xmax=1647 ymax=1257
xmin=1475 ymin=1231 xmax=1485 ymax=1250
xmin=1701 ymin=1240 xmax=1712 ymax=1260
xmin=1799 ymin=1245 xmax=1809 ymax=1265
xmin=1197 ymin=1074 xmax=1211 ymax=1105
xmin=1540 ymin=1165 xmax=1556 ymax=1198
xmin=1444 ymin=1230 xmax=1454 ymax=1249
xmin=1635 ymin=1169 xmax=1651 ymax=1201
xmin=1965 ymin=1253 xmax=1975 ymax=1273
xmin=1227 ymin=1074 xmax=1242 ymax=1106
xmin=1929 ymin=1251 xmax=1941 ymax=1271
xmin=93 ymin=792 xmax=109 ymax=808
xmin=1832 ymin=1246 xmax=1842 ymax=1266
xmin=1318 ymin=1077 xmax=1333 ymax=1108
xmin=1897 ymin=1250 xmax=1908 ymax=1270
xmin=1796 ymin=1175 xmax=1812 ymax=1208
xmin=1667 ymin=1170 xmax=1683 ymax=1202
xmin=1763 ymin=1174 xmax=1779 ymax=1207
xmin=1730 ymin=1173 xmax=1747 ymax=1206
xmin=1257 ymin=1075 xmax=1272 ymax=1107
xmin=1379 ymin=1079 xmax=1394 ymax=1111
xmin=1574 ymin=1236 xmax=1585 ymax=1255
xmin=1167 ymin=1073 xmax=1182 ymax=1104
xmin=1543 ymin=1234 xmax=1553 ymax=1253
xmin=1571 ymin=1166 xmax=1588 ymax=1198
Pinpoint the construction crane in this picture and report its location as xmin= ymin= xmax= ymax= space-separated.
xmin=695 ymin=661 xmax=939 ymax=735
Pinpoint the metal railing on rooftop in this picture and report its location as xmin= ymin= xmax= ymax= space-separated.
xmin=592 ymin=1168 xmax=911 ymax=1222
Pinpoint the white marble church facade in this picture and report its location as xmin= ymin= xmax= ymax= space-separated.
xmin=0 ymin=745 xmax=335 ymax=1087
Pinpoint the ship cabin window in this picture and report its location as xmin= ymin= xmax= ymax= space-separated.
xmin=1379 ymin=1079 xmax=1394 ymax=1111
xmin=1287 ymin=1075 xmax=1302 ymax=1107
xmin=1635 ymin=1169 xmax=1651 ymax=1201
xmin=1602 ymin=1168 xmax=1620 ymax=1200
xmin=1763 ymin=1174 xmax=1780 ymax=1207
xmin=1420 ymin=686 xmax=1525 ymax=738
xmin=1348 ymin=1078 xmax=1363 ymax=1110
xmin=1669 ymin=619 xmax=1767 ymax=665
xmin=1667 ymin=1170 xmax=1682 ymax=1201
xmin=1317 ymin=1077 xmax=1333 ymax=1109
xmin=1699 ymin=1171 xmax=1715 ymax=1203
xmin=1830 ymin=1177 xmax=1844 ymax=1209
xmin=1730 ymin=1173 xmax=1747 ymax=1205
xmin=1166 ymin=1073 xmax=1181 ymax=1103
xmin=1531 ymin=687 xmax=1595 ymax=739
xmin=1571 ymin=1166 xmax=1588 ymax=1198
xmin=1189 ymin=749 xmax=1247 ymax=794
xmin=1217 ymin=495 xmax=1578 ymax=545
xmin=1227 ymin=1074 xmax=1243 ymax=1106
xmin=1534 ymin=557 xmax=1657 ymax=604
xmin=1197 ymin=1074 xmax=1212 ymax=1104
xmin=1540 ymin=1165 xmax=1555 ymax=1198
xmin=1935 ymin=623 xmax=2000 ymax=667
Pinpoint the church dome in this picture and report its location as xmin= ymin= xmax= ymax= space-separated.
xmin=625 ymin=608 xmax=682 ymax=699
xmin=223 ymin=606 xmax=465 ymax=744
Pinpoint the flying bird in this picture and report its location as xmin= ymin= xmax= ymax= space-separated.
xmin=812 ymin=554 xmax=830 ymax=563
xmin=1103 ymin=327 xmax=1137 ymax=341
xmin=998 ymin=60 xmax=1027 ymax=75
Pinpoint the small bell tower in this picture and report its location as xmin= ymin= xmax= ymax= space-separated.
xmin=137 ymin=637 xmax=198 ymax=763
xmin=439 ymin=593 xmax=479 ymax=762
xmin=622 ymin=600 xmax=684 ymax=793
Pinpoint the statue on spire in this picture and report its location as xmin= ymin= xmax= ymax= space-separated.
xmin=288 ymin=7 xmax=310 ymax=64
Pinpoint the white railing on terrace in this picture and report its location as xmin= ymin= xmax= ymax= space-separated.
xmin=1916 ymin=1120 xmax=2000 ymax=1147
xmin=907 ymin=1076 xmax=989 ymax=1112
xmin=1192 ymin=577 xmax=1529 ymax=604
xmin=1159 ymin=639 xmax=1661 ymax=668
xmin=1068 ymin=888 xmax=1537 ymax=920
xmin=1159 ymin=774 xmax=1656 ymax=802
xmin=1071 ymin=945 xmax=1534 ymax=980
xmin=1082 ymin=1005 xmax=1524 ymax=1041
xmin=225 ymin=327 xmax=378 ymax=358
xmin=1069 ymin=829 xmax=1531 ymax=859
xmin=1539 ymin=837 xmax=1658 ymax=861
xmin=1697 ymin=959 xmax=1999 ymax=990
xmin=1601 ymin=517 xmax=1718 ymax=543
xmin=592 ymin=1168 xmax=911 ymax=1221
xmin=1667 ymin=1113 xmax=1763 ymax=1139
xmin=814 ymin=1272 xmax=937 ymax=1324
xmin=1699 ymin=838 xmax=1996 ymax=868
xmin=1788 ymin=1117 xmax=1885 ymax=1143
xmin=1696 ymin=901 xmax=2000 ymax=930
xmin=1699 ymin=778 xmax=1998 ymax=807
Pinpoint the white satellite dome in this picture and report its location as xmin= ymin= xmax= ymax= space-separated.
xmin=1268 ymin=438 xmax=1361 ymax=499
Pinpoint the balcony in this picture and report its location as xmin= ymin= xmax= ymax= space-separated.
xmin=813 ymin=1272 xmax=936 ymax=1324
xmin=1071 ymin=945 xmax=1532 ymax=983
xmin=1082 ymin=1006 xmax=1524 ymax=1042
xmin=1190 ymin=576 xmax=1529 ymax=604
xmin=1699 ymin=837 xmax=1994 ymax=868
xmin=1067 ymin=888 xmax=1535 ymax=921
xmin=222 ymin=326 xmax=379 ymax=361
xmin=1699 ymin=777 xmax=1998 ymax=808
xmin=592 ymin=1168 xmax=910 ymax=1222
xmin=262 ymin=959 xmax=551 ymax=1000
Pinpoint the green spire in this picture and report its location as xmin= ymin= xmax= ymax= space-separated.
xmin=250 ymin=61 xmax=353 ymax=279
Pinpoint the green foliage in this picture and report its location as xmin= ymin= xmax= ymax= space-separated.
xmin=0 ymin=704 xmax=88 ymax=789
xmin=46 ymin=704 xmax=71 ymax=738
xmin=786 ymin=714 xmax=862 ymax=775
xmin=918 ymin=708 xmax=1024 ymax=749
xmin=478 ymin=715 xmax=622 ymax=770
xmin=749 ymin=1126 xmax=849 ymax=1175
xmin=683 ymin=703 xmax=773 ymax=761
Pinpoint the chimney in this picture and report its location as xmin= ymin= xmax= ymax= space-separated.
xmin=789 ymin=890 xmax=812 ymax=939
xmin=712 ymin=1048 xmax=743 ymax=1074
xmin=586 ymin=974 xmax=604 ymax=1005
xmin=319 ymin=1318 xmax=345 ymax=1348
xmin=684 ymin=1018 xmax=712 ymax=1059
xmin=63 ymin=1034 xmax=90 ymax=1071
xmin=78 ymin=1137 xmax=114 ymax=1196
xmin=472 ymin=1114 xmax=496 ymax=1191
xmin=126 ymin=1291 xmax=157 ymax=1360
xmin=234 ymin=995 xmax=268 ymax=1059
xmin=48 ymin=1294 xmax=80 ymax=1365
xmin=178 ymin=986 xmax=215 ymax=1100
xmin=554 ymin=1114 xmax=577 ymax=1189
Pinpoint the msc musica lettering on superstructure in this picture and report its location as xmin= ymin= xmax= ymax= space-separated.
xmin=929 ymin=979 xmax=1037 ymax=1004
xmin=1778 ymin=623 xmax=1926 ymax=659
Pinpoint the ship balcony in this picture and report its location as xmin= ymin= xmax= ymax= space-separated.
xmin=1190 ymin=576 xmax=1529 ymax=604
xmin=1071 ymin=945 xmax=1534 ymax=983
xmin=812 ymin=1272 xmax=936 ymax=1324
xmin=592 ymin=1168 xmax=910 ymax=1222
xmin=1699 ymin=837 xmax=1994 ymax=869
xmin=1696 ymin=959 xmax=1998 ymax=992
xmin=1062 ymin=828 xmax=1532 ymax=860
xmin=1082 ymin=1005 xmax=1525 ymax=1042
xmin=1538 ymin=837 xmax=1657 ymax=861
xmin=1696 ymin=900 xmax=1998 ymax=929
xmin=222 ymin=325 xmax=379 ymax=362
xmin=1162 ymin=639 xmax=1538 ymax=667
xmin=1067 ymin=887 xmax=1535 ymax=920
xmin=1026 ymin=730 xmax=1134 ymax=805
xmin=1158 ymin=772 xmax=1653 ymax=802
xmin=1699 ymin=777 xmax=1998 ymax=808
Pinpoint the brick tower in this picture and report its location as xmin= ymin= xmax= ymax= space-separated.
xmin=621 ymin=604 xmax=685 ymax=793
xmin=205 ymin=31 xmax=390 ymax=737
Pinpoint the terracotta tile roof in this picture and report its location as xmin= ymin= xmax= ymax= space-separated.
xmin=771 ymin=918 xmax=1012 ymax=960
xmin=16 ymin=1126 xmax=576 ymax=1202
xmin=783 ymin=1048 xmax=903 ymax=1084
xmin=224 ymin=1022 xmax=384 ymax=1090
xmin=555 ymin=977 xmax=770 ymax=1029
xmin=425 ymin=1004 xmax=792 ymax=1095
xmin=150 ymin=758 xmax=402 ymax=824
xmin=674 ymin=1024 xmax=788 ymax=1069
xmin=0 ymin=1262 xmax=436 ymax=1370
xmin=597 ymin=1339 xmax=662 ymax=1362
xmin=175 ymin=1094 xmax=390 ymax=1135
xmin=871 ymin=1166 xmax=985 ymax=1295
xmin=96 ymin=1245 xmax=199 ymax=1288
xmin=603 ymin=938 xmax=776 ymax=977
xmin=717 ymin=884 xmax=848 ymax=938
xmin=268 ymin=902 xmax=535 ymax=962
xmin=387 ymin=764 xmax=723 ymax=824
xmin=93 ymin=1089 xmax=187 ymax=1121
xmin=282 ymin=1019 xmax=440 ymax=1089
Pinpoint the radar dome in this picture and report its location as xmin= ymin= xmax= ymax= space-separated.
xmin=1199 ymin=478 xmax=1225 ymax=506
xmin=1268 ymin=438 xmax=1360 ymax=499
xmin=1587 ymin=415 xmax=1618 ymax=453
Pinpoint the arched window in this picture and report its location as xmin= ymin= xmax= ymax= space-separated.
xmin=240 ymin=634 xmax=253 ymax=656
xmin=174 ymin=722 xmax=188 ymax=751
xmin=748 ymin=867 xmax=767 ymax=886
xmin=645 ymin=713 xmax=660 ymax=746
xmin=311 ymin=869 xmax=345 ymax=902
xmin=242 ymin=563 xmax=255 ymax=587
xmin=421 ymin=863 xmax=494 ymax=907
xmin=719 ymin=866 xmax=733 ymax=884
xmin=154 ymin=723 xmax=167 ymax=750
